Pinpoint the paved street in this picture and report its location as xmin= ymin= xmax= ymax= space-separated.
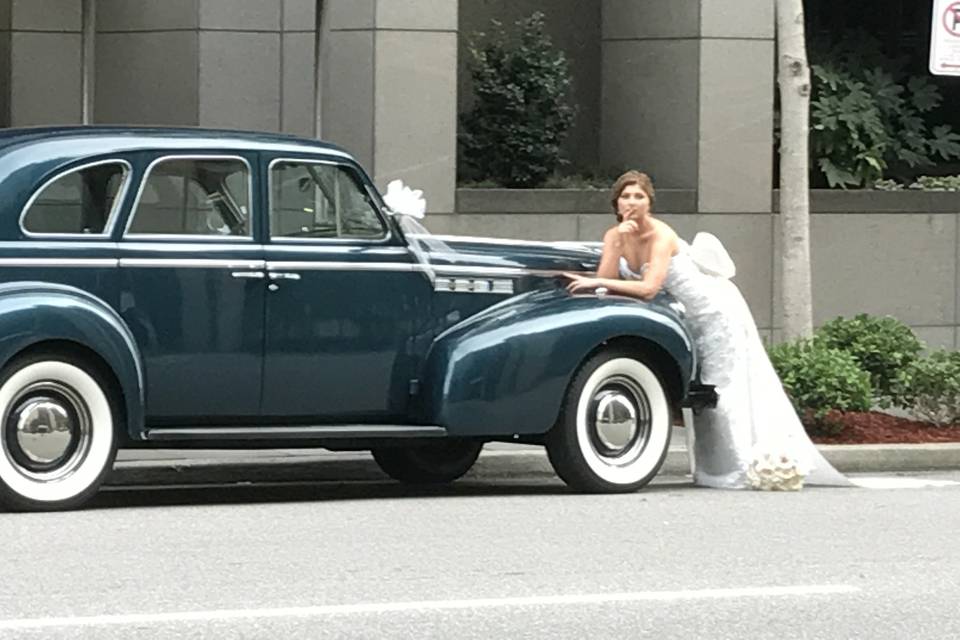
xmin=1 ymin=468 xmax=959 ymax=639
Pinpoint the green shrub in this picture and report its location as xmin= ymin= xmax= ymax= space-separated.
xmin=896 ymin=351 xmax=960 ymax=426
xmin=459 ymin=12 xmax=577 ymax=188
xmin=875 ymin=175 xmax=960 ymax=191
xmin=809 ymin=32 xmax=960 ymax=188
xmin=814 ymin=314 xmax=924 ymax=407
xmin=768 ymin=340 xmax=873 ymax=435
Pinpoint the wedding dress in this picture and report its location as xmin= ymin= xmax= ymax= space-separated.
xmin=619 ymin=237 xmax=852 ymax=489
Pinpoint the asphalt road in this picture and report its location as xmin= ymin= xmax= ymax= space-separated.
xmin=1 ymin=471 xmax=959 ymax=639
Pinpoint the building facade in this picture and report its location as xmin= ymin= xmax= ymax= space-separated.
xmin=1 ymin=0 xmax=958 ymax=348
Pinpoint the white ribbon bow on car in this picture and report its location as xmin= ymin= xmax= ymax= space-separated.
xmin=383 ymin=179 xmax=427 ymax=219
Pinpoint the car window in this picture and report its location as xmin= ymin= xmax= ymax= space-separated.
xmin=126 ymin=157 xmax=250 ymax=237
xmin=22 ymin=162 xmax=128 ymax=235
xmin=270 ymin=161 xmax=385 ymax=239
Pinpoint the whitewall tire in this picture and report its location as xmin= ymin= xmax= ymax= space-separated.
xmin=546 ymin=352 xmax=671 ymax=492
xmin=0 ymin=357 xmax=117 ymax=511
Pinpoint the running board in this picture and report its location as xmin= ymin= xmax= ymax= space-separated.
xmin=145 ymin=425 xmax=448 ymax=441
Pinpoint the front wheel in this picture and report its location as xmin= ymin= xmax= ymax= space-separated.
xmin=0 ymin=355 xmax=118 ymax=511
xmin=372 ymin=440 xmax=483 ymax=484
xmin=546 ymin=351 xmax=671 ymax=493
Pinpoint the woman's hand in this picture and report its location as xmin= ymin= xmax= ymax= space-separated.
xmin=617 ymin=219 xmax=640 ymax=235
xmin=564 ymin=272 xmax=603 ymax=293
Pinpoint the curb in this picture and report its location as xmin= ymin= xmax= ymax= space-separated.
xmin=104 ymin=443 xmax=960 ymax=488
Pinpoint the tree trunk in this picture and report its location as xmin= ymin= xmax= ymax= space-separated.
xmin=776 ymin=0 xmax=813 ymax=340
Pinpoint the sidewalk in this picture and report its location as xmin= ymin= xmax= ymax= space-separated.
xmin=106 ymin=427 xmax=960 ymax=487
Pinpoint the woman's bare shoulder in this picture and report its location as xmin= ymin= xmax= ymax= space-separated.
xmin=650 ymin=218 xmax=680 ymax=250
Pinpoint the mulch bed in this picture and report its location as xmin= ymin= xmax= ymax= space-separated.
xmin=810 ymin=411 xmax=960 ymax=445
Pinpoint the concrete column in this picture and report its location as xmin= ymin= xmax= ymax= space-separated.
xmin=323 ymin=0 xmax=458 ymax=214
xmin=0 ymin=0 xmax=83 ymax=126
xmin=95 ymin=0 xmax=315 ymax=134
xmin=600 ymin=0 xmax=774 ymax=213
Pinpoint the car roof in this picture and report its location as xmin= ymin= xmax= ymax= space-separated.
xmin=0 ymin=125 xmax=354 ymax=160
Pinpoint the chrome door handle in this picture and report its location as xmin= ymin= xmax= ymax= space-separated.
xmin=231 ymin=271 xmax=265 ymax=279
xmin=268 ymin=272 xmax=301 ymax=281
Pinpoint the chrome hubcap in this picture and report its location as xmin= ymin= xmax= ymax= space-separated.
xmin=4 ymin=381 xmax=90 ymax=479
xmin=593 ymin=391 xmax=638 ymax=451
xmin=587 ymin=377 xmax=651 ymax=462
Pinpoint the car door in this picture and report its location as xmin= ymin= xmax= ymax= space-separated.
xmin=260 ymin=156 xmax=433 ymax=422
xmin=117 ymin=153 xmax=265 ymax=421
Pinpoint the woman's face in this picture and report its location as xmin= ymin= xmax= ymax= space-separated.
xmin=617 ymin=183 xmax=651 ymax=221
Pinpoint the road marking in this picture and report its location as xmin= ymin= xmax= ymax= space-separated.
xmin=0 ymin=585 xmax=859 ymax=631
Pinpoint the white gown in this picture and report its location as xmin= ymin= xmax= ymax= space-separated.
xmin=619 ymin=246 xmax=853 ymax=489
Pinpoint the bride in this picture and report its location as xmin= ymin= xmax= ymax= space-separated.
xmin=564 ymin=170 xmax=851 ymax=490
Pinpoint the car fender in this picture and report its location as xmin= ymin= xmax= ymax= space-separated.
xmin=421 ymin=287 xmax=695 ymax=437
xmin=0 ymin=281 xmax=145 ymax=441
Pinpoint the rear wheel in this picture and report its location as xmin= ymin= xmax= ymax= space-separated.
xmin=0 ymin=355 xmax=118 ymax=511
xmin=546 ymin=351 xmax=671 ymax=493
xmin=372 ymin=440 xmax=483 ymax=484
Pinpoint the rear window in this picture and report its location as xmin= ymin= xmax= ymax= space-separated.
xmin=21 ymin=161 xmax=129 ymax=235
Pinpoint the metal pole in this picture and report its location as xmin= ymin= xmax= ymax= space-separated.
xmin=81 ymin=0 xmax=96 ymax=124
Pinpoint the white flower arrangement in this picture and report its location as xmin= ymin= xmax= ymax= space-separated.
xmin=745 ymin=445 xmax=809 ymax=491
xmin=383 ymin=179 xmax=426 ymax=219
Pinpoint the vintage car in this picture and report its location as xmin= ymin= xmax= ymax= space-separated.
xmin=0 ymin=126 xmax=714 ymax=511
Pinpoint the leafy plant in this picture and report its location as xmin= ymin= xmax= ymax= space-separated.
xmin=875 ymin=174 xmax=960 ymax=191
xmin=814 ymin=314 xmax=925 ymax=407
xmin=459 ymin=12 xmax=577 ymax=188
xmin=895 ymin=351 xmax=960 ymax=426
xmin=809 ymin=32 xmax=960 ymax=188
xmin=768 ymin=340 xmax=873 ymax=435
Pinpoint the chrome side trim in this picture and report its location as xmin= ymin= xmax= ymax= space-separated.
xmin=265 ymin=260 xmax=419 ymax=272
xmin=145 ymin=425 xmax=448 ymax=441
xmin=120 ymin=258 xmax=265 ymax=269
xmin=19 ymin=158 xmax=134 ymax=239
xmin=433 ymin=277 xmax=514 ymax=294
xmin=123 ymin=154 xmax=254 ymax=240
xmin=0 ymin=258 xmax=117 ymax=267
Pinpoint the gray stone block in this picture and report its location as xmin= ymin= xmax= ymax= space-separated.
xmin=10 ymin=32 xmax=81 ymax=125
xmin=601 ymin=0 xmax=699 ymax=40
xmin=805 ymin=190 xmax=960 ymax=214
xmin=774 ymin=213 xmax=957 ymax=327
xmin=95 ymin=32 xmax=199 ymax=125
xmin=10 ymin=0 xmax=80 ymax=31
xmin=697 ymin=39 xmax=774 ymax=213
xmin=913 ymin=326 xmax=956 ymax=352
xmin=457 ymin=188 xmax=697 ymax=216
xmin=0 ymin=2 xmax=10 ymax=30
xmin=327 ymin=0 xmax=375 ymax=30
xmin=98 ymin=0 xmax=199 ymax=31
xmin=322 ymin=30 xmax=374 ymax=166
xmin=281 ymin=31 xmax=315 ymax=137
xmin=444 ymin=214 xmax=579 ymax=242
xmin=373 ymin=31 xmax=456 ymax=214
xmin=283 ymin=0 xmax=315 ymax=31
xmin=700 ymin=0 xmax=774 ymax=39
xmin=601 ymin=39 xmax=699 ymax=189
xmin=375 ymin=0 xmax=457 ymax=31
xmin=199 ymin=0 xmax=281 ymax=31
xmin=198 ymin=31 xmax=281 ymax=131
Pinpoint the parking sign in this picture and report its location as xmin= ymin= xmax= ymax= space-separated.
xmin=931 ymin=0 xmax=960 ymax=75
